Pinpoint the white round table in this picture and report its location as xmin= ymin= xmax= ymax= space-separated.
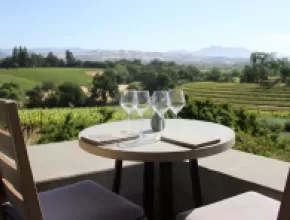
xmin=79 ymin=119 xmax=235 ymax=220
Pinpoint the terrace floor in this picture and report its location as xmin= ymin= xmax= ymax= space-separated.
xmin=28 ymin=140 xmax=289 ymax=219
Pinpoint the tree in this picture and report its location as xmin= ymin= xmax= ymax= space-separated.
xmin=127 ymin=64 xmax=141 ymax=82
xmin=12 ymin=47 xmax=19 ymax=67
xmin=206 ymin=68 xmax=223 ymax=81
xmin=187 ymin=66 xmax=201 ymax=81
xmin=58 ymin=82 xmax=86 ymax=107
xmin=65 ymin=50 xmax=76 ymax=67
xmin=0 ymin=57 xmax=13 ymax=68
xmin=89 ymin=70 xmax=118 ymax=105
xmin=240 ymin=65 xmax=258 ymax=83
xmin=279 ymin=59 xmax=290 ymax=82
xmin=139 ymin=69 xmax=174 ymax=94
xmin=280 ymin=66 xmax=290 ymax=83
xmin=241 ymin=52 xmax=278 ymax=83
xmin=127 ymin=81 xmax=142 ymax=90
xmin=45 ymin=52 xmax=60 ymax=67
xmin=230 ymin=69 xmax=241 ymax=78
xmin=42 ymin=81 xmax=56 ymax=91
xmin=156 ymin=73 xmax=174 ymax=90
xmin=138 ymin=69 xmax=158 ymax=94
xmin=25 ymin=85 xmax=45 ymax=108
xmin=18 ymin=46 xmax=30 ymax=67
xmin=114 ymin=64 xmax=129 ymax=83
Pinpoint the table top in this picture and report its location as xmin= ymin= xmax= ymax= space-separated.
xmin=78 ymin=119 xmax=235 ymax=162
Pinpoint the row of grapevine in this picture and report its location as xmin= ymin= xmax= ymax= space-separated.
xmin=19 ymin=107 xmax=156 ymax=130
xmin=19 ymin=106 xmax=290 ymax=131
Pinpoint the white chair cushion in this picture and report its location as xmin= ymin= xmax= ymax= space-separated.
xmin=39 ymin=180 xmax=144 ymax=220
xmin=176 ymin=192 xmax=280 ymax=220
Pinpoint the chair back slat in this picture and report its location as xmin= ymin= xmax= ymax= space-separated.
xmin=0 ymin=129 xmax=15 ymax=160
xmin=2 ymin=178 xmax=25 ymax=216
xmin=0 ymin=154 xmax=21 ymax=193
xmin=0 ymin=99 xmax=43 ymax=220
xmin=277 ymin=168 xmax=290 ymax=220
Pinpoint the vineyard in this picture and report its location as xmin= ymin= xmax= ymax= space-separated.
xmin=17 ymin=99 xmax=290 ymax=161
xmin=19 ymin=107 xmax=154 ymax=144
xmin=19 ymin=107 xmax=154 ymax=129
xmin=182 ymin=82 xmax=290 ymax=112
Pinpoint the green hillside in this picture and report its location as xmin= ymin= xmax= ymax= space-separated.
xmin=0 ymin=73 xmax=36 ymax=90
xmin=0 ymin=68 xmax=102 ymax=90
xmin=181 ymin=82 xmax=290 ymax=110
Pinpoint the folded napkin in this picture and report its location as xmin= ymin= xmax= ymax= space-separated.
xmin=161 ymin=136 xmax=220 ymax=149
xmin=84 ymin=133 xmax=139 ymax=146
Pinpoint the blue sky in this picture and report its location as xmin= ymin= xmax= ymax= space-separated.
xmin=1 ymin=0 xmax=290 ymax=54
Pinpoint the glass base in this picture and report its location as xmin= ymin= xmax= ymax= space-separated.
xmin=120 ymin=130 xmax=139 ymax=136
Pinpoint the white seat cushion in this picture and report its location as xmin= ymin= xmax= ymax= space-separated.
xmin=39 ymin=180 xmax=144 ymax=220
xmin=176 ymin=192 xmax=280 ymax=220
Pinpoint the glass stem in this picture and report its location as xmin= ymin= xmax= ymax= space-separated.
xmin=159 ymin=114 xmax=164 ymax=138
xmin=139 ymin=115 xmax=143 ymax=138
xmin=127 ymin=113 xmax=131 ymax=134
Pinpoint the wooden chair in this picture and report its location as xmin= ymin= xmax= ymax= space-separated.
xmin=0 ymin=99 xmax=145 ymax=220
xmin=176 ymin=167 xmax=290 ymax=220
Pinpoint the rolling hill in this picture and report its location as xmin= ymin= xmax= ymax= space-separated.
xmin=2 ymin=46 xmax=252 ymax=67
xmin=0 ymin=68 xmax=102 ymax=91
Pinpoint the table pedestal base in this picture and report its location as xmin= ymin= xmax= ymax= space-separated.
xmin=112 ymin=160 xmax=203 ymax=220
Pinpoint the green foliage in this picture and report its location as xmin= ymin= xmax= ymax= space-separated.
xmin=127 ymin=81 xmax=143 ymax=90
xmin=37 ymin=113 xmax=81 ymax=144
xmin=45 ymin=52 xmax=63 ymax=67
xmin=178 ymin=99 xmax=285 ymax=160
xmin=284 ymin=121 xmax=290 ymax=132
xmin=25 ymin=85 xmax=45 ymax=108
xmin=241 ymin=52 xmax=290 ymax=84
xmin=58 ymin=82 xmax=86 ymax=107
xmin=140 ymin=70 xmax=174 ymax=94
xmin=179 ymin=99 xmax=264 ymax=134
xmin=0 ymin=82 xmax=22 ymax=101
xmin=41 ymin=81 xmax=56 ymax=91
xmin=89 ymin=69 xmax=119 ymax=105
xmin=113 ymin=64 xmax=130 ymax=84
xmin=36 ymin=108 xmax=115 ymax=144
xmin=25 ymin=82 xmax=87 ymax=108
xmin=258 ymin=117 xmax=284 ymax=132
xmin=205 ymin=68 xmax=223 ymax=82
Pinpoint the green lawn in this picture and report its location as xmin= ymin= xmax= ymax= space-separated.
xmin=0 ymin=73 xmax=36 ymax=90
xmin=0 ymin=68 xmax=103 ymax=90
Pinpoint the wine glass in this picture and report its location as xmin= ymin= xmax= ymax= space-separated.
xmin=168 ymin=89 xmax=186 ymax=118
xmin=151 ymin=91 xmax=169 ymax=137
xmin=136 ymin=91 xmax=150 ymax=137
xmin=120 ymin=90 xmax=137 ymax=134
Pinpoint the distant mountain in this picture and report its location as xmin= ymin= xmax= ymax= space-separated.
xmin=193 ymin=46 xmax=252 ymax=58
xmin=29 ymin=48 xmax=90 ymax=54
xmin=0 ymin=51 xmax=8 ymax=59
xmin=0 ymin=46 xmax=251 ymax=67
xmin=73 ymin=49 xmax=248 ymax=67
xmin=168 ymin=50 xmax=192 ymax=55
